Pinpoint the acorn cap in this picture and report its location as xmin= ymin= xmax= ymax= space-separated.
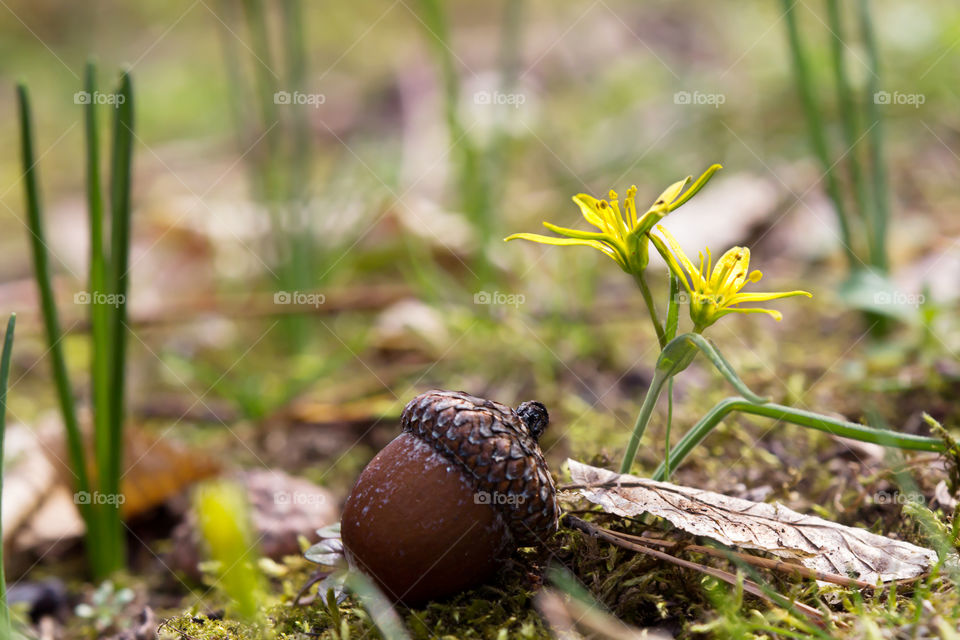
xmin=401 ymin=390 xmax=559 ymax=546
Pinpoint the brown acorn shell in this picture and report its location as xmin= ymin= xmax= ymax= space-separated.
xmin=401 ymin=389 xmax=559 ymax=546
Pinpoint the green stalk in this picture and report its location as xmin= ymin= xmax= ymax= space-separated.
xmin=826 ymin=0 xmax=874 ymax=252
xmin=663 ymin=378 xmax=674 ymax=481
xmin=620 ymin=333 xmax=767 ymax=473
xmin=620 ymin=367 xmax=670 ymax=474
xmin=634 ymin=272 xmax=666 ymax=348
xmin=661 ymin=274 xmax=680 ymax=480
xmin=18 ymin=84 xmax=102 ymax=575
xmin=85 ymin=62 xmax=114 ymax=565
xmin=279 ymin=0 xmax=312 ymax=349
xmin=104 ymin=71 xmax=135 ymax=574
xmin=0 ymin=314 xmax=15 ymax=639
xmin=781 ymin=0 xmax=858 ymax=268
xmin=858 ymin=0 xmax=889 ymax=272
xmin=665 ymin=273 xmax=680 ymax=342
xmin=652 ymin=396 xmax=945 ymax=481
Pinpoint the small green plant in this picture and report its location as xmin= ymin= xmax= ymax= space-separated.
xmin=507 ymin=166 xmax=946 ymax=479
xmin=781 ymin=0 xmax=897 ymax=327
xmin=417 ymin=0 xmax=525 ymax=287
xmin=0 ymin=314 xmax=16 ymax=639
xmin=17 ymin=62 xmax=134 ymax=578
xmin=74 ymin=580 xmax=135 ymax=634
xmin=195 ymin=481 xmax=268 ymax=626
xmin=217 ymin=0 xmax=318 ymax=349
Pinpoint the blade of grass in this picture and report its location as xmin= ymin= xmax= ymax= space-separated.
xmin=417 ymin=0 xmax=493 ymax=284
xmin=0 ymin=314 xmax=15 ymax=638
xmin=104 ymin=71 xmax=135 ymax=574
xmin=17 ymin=83 xmax=102 ymax=575
xmin=826 ymin=0 xmax=874 ymax=256
xmin=858 ymin=0 xmax=889 ymax=272
xmin=781 ymin=0 xmax=857 ymax=268
xmin=85 ymin=61 xmax=115 ymax=566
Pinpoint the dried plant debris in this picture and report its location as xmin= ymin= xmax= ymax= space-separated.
xmin=567 ymin=460 xmax=936 ymax=583
xmin=535 ymin=588 xmax=673 ymax=640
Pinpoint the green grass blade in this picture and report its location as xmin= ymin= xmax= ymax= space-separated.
xmin=0 ymin=314 xmax=15 ymax=638
xmin=85 ymin=61 xmax=115 ymax=565
xmin=417 ymin=0 xmax=493 ymax=283
xmin=858 ymin=0 xmax=890 ymax=272
xmin=826 ymin=0 xmax=874 ymax=250
xmin=781 ymin=0 xmax=857 ymax=268
xmin=17 ymin=83 xmax=101 ymax=573
xmin=104 ymin=71 xmax=135 ymax=574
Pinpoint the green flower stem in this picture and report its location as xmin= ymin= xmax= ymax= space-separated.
xmin=663 ymin=377 xmax=674 ymax=481
xmin=633 ymin=272 xmax=666 ymax=348
xmin=620 ymin=367 xmax=670 ymax=474
xmin=652 ymin=396 xmax=946 ymax=481
xmin=621 ymin=332 xmax=766 ymax=473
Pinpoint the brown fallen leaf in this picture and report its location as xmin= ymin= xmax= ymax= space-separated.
xmin=566 ymin=460 xmax=936 ymax=583
xmin=40 ymin=419 xmax=222 ymax=519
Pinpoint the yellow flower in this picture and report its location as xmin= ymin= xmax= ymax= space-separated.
xmin=652 ymin=225 xmax=811 ymax=331
xmin=505 ymin=165 xmax=722 ymax=275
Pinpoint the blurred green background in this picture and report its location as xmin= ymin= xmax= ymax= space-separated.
xmin=0 ymin=0 xmax=957 ymax=473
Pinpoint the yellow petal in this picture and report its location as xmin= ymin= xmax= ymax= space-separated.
xmin=504 ymin=233 xmax=625 ymax=267
xmin=649 ymin=177 xmax=690 ymax=211
xmin=718 ymin=307 xmax=784 ymax=322
xmin=542 ymin=221 xmax=614 ymax=241
xmin=710 ymin=246 xmax=749 ymax=292
xmin=572 ymin=194 xmax=612 ymax=233
xmin=726 ymin=290 xmax=812 ymax=305
xmin=656 ymin=226 xmax=702 ymax=289
xmin=648 ymin=232 xmax=692 ymax=294
xmin=666 ymin=163 xmax=723 ymax=212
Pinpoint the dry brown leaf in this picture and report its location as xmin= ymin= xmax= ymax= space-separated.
xmin=567 ymin=460 xmax=936 ymax=583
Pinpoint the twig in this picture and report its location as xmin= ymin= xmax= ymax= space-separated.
xmin=602 ymin=527 xmax=873 ymax=590
xmin=565 ymin=515 xmax=829 ymax=627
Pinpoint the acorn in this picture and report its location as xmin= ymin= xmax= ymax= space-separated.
xmin=340 ymin=390 xmax=559 ymax=605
